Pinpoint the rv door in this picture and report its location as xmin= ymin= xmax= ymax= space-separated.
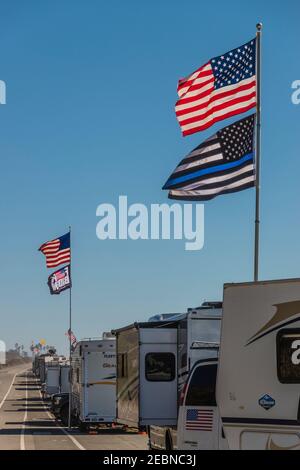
xmin=139 ymin=329 xmax=177 ymax=425
xmin=83 ymin=351 xmax=116 ymax=421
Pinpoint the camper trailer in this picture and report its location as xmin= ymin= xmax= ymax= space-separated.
xmin=59 ymin=363 xmax=70 ymax=393
xmin=38 ymin=354 xmax=56 ymax=383
xmin=32 ymin=354 xmax=40 ymax=376
xmin=217 ymin=278 xmax=300 ymax=450
xmin=114 ymin=303 xmax=228 ymax=449
xmin=44 ymin=358 xmax=69 ymax=396
xmin=45 ymin=361 xmax=60 ymax=396
xmin=113 ymin=320 xmax=178 ymax=428
xmin=71 ymin=334 xmax=116 ymax=427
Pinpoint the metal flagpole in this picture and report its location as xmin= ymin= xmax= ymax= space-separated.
xmin=68 ymin=225 xmax=72 ymax=429
xmin=254 ymin=23 xmax=262 ymax=282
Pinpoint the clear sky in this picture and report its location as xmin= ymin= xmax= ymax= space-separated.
xmin=1 ymin=0 xmax=299 ymax=354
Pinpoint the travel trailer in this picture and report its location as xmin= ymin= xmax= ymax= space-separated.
xmin=71 ymin=334 xmax=116 ymax=427
xmin=32 ymin=354 xmax=40 ymax=376
xmin=38 ymin=354 xmax=56 ymax=383
xmin=217 ymin=278 xmax=300 ymax=450
xmin=114 ymin=302 xmax=228 ymax=449
xmin=44 ymin=359 xmax=69 ymax=396
xmin=59 ymin=363 xmax=70 ymax=394
xmin=113 ymin=320 xmax=178 ymax=428
xmin=45 ymin=361 xmax=60 ymax=396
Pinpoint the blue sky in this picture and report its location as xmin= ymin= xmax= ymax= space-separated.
xmin=0 ymin=0 xmax=299 ymax=354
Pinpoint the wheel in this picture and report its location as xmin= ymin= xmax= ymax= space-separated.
xmin=165 ymin=431 xmax=173 ymax=451
xmin=59 ymin=403 xmax=69 ymax=426
xmin=79 ymin=421 xmax=88 ymax=432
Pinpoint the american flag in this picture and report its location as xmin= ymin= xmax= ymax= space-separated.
xmin=163 ymin=114 xmax=255 ymax=201
xmin=186 ymin=409 xmax=214 ymax=431
xmin=39 ymin=232 xmax=71 ymax=268
xmin=175 ymin=39 xmax=256 ymax=136
xmin=54 ymin=269 xmax=66 ymax=281
xmin=66 ymin=329 xmax=77 ymax=350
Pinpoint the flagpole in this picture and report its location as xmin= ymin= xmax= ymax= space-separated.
xmin=254 ymin=23 xmax=262 ymax=282
xmin=68 ymin=225 xmax=72 ymax=430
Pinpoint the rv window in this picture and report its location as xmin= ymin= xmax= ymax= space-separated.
xmin=145 ymin=353 xmax=175 ymax=382
xmin=185 ymin=363 xmax=217 ymax=406
xmin=277 ymin=329 xmax=300 ymax=383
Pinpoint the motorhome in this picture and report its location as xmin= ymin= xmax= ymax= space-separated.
xmin=217 ymin=278 xmax=300 ymax=450
xmin=114 ymin=302 xmax=228 ymax=450
xmin=71 ymin=334 xmax=116 ymax=428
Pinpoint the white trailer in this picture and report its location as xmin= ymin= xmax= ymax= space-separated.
xmin=59 ymin=363 xmax=70 ymax=393
xmin=113 ymin=321 xmax=178 ymax=428
xmin=148 ymin=303 xmax=227 ymax=450
xmin=217 ymin=278 xmax=300 ymax=450
xmin=114 ymin=302 xmax=228 ymax=450
xmin=38 ymin=355 xmax=56 ymax=383
xmin=45 ymin=361 xmax=60 ymax=396
xmin=71 ymin=335 xmax=116 ymax=426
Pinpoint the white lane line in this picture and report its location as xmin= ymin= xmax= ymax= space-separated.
xmin=37 ymin=380 xmax=85 ymax=450
xmin=0 ymin=367 xmax=29 ymax=410
xmin=44 ymin=407 xmax=86 ymax=451
xmin=20 ymin=371 xmax=28 ymax=450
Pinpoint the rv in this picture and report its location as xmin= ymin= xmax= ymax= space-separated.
xmin=59 ymin=363 xmax=70 ymax=393
xmin=114 ymin=302 xmax=228 ymax=449
xmin=37 ymin=354 xmax=56 ymax=383
xmin=217 ymin=278 xmax=300 ymax=450
xmin=71 ymin=334 xmax=116 ymax=428
xmin=45 ymin=361 xmax=60 ymax=396
xmin=44 ymin=358 xmax=69 ymax=397
xmin=113 ymin=320 xmax=178 ymax=429
xmin=32 ymin=354 xmax=40 ymax=376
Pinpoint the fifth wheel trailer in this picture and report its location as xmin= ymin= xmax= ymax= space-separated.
xmin=71 ymin=335 xmax=116 ymax=426
xmin=217 ymin=278 xmax=300 ymax=450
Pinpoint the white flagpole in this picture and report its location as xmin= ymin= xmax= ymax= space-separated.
xmin=254 ymin=23 xmax=262 ymax=282
xmin=68 ymin=226 xmax=72 ymax=429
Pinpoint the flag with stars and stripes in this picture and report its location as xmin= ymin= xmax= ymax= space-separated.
xmin=66 ymin=329 xmax=77 ymax=351
xmin=175 ymin=39 xmax=256 ymax=136
xmin=163 ymin=114 xmax=255 ymax=201
xmin=39 ymin=232 xmax=71 ymax=268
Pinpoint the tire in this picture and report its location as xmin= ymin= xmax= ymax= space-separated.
xmin=165 ymin=431 xmax=173 ymax=451
xmin=79 ymin=421 xmax=88 ymax=433
xmin=59 ymin=403 xmax=69 ymax=426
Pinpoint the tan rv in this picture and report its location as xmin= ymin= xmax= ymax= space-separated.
xmin=217 ymin=278 xmax=300 ymax=450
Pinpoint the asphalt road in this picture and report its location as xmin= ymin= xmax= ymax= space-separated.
xmin=0 ymin=365 xmax=147 ymax=450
